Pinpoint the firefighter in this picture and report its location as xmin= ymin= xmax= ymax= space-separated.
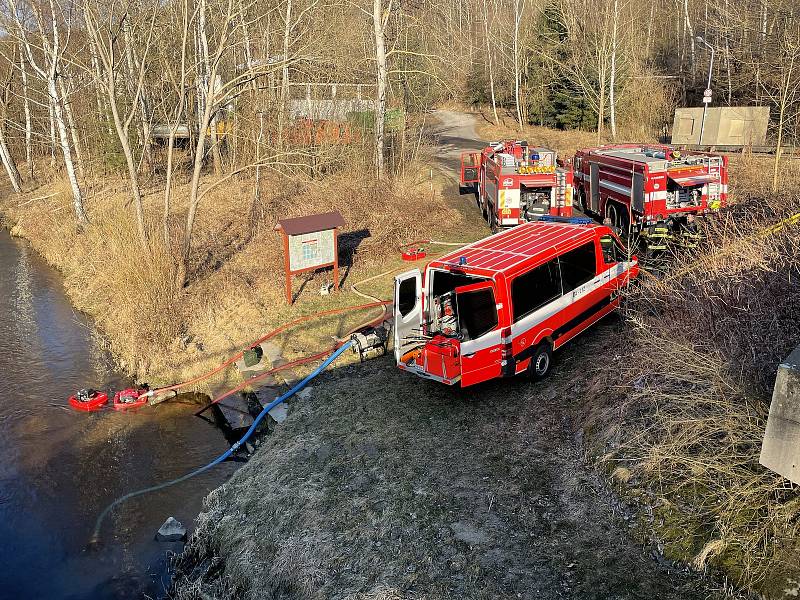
xmin=676 ymin=213 xmax=702 ymax=249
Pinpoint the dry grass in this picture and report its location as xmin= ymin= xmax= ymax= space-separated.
xmin=0 ymin=148 xmax=480 ymax=387
xmin=585 ymin=330 xmax=799 ymax=589
xmin=582 ymin=164 xmax=800 ymax=592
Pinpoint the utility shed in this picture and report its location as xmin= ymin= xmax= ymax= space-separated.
xmin=760 ymin=345 xmax=800 ymax=485
xmin=671 ymin=106 xmax=769 ymax=146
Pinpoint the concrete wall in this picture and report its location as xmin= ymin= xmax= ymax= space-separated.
xmin=760 ymin=345 xmax=800 ymax=485
xmin=671 ymin=106 xmax=770 ymax=146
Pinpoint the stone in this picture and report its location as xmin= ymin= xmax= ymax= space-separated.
xmin=268 ymin=403 xmax=288 ymax=424
xmin=296 ymin=386 xmax=313 ymax=400
xmin=156 ymin=517 xmax=187 ymax=542
xmin=261 ymin=342 xmax=283 ymax=362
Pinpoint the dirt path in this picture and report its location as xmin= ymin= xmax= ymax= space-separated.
xmin=427 ymin=109 xmax=486 ymax=173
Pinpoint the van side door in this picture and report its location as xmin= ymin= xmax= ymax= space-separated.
xmin=454 ymin=281 xmax=502 ymax=386
xmin=394 ymin=269 xmax=423 ymax=366
xmin=554 ymin=240 xmax=604 ymax=348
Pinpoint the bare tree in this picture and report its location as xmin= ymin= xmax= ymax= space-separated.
xmin=0 ymin=58 xmax=22 ymax=192
xmin=161 ymin=0 xmax=195 ymax=248
xmin=7 ymin=0 xmax=88 ymax=224
xmin=18 ymin=45 xmax=32 ymax=179
xmin=372 ymin=0 xmax=388 ymax=177
xmin=84 ymin=0 xmax=158 ymax=245
xmin=609 ymin=0 xmax=619 ymax=139
xmin=513 ymin=0 xmax=525 ymax=130
xmin=482 ymin=0 xmax=498 ymax=125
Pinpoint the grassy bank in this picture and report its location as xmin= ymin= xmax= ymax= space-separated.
xmin=579 ymin=182 xmax=800 ymax=594
xmin=171 ymin=334 xmax=721 ymax=600
xmin=0 ymin=150 xmax=487 ymax=392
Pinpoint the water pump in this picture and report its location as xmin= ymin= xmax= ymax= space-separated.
xmin=350 ymin=325 xmax=390 ymax=362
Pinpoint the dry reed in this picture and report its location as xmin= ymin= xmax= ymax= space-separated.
xmin=584 ymin=185 xmax=800 ymax=592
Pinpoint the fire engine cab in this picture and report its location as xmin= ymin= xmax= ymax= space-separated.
xmin=393 ymin=217 xmax=638 ymax=387
xmin=572 ymin=144 xmax=728 ymax=247
xmin=460 ymin=140 xmax=573 ymax=232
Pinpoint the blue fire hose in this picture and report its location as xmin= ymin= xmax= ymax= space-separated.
xmin=91 ymin=341 xmax=352 ymax=543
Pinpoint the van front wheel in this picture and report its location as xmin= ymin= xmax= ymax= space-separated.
xmin=529 ymin=343 xmax=553 ymax=381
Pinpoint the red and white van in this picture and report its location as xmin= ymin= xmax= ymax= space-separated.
xmin=393 ymin=217 xmax=638 ymax=387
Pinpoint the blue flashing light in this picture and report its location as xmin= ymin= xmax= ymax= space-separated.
xmin=536 ymin=215 xmax=594 ymax=225
xmin=458 ymin=256 xmax=468 ymax=266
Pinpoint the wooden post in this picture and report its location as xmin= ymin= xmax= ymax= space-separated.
xmin=333 ymin=226 xmax=340 ymax=292
xmin=282 ymin=229 xmax=292 ymax=303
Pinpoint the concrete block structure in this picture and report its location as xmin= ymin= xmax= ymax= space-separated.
xmin=671 ymin=106 xmax=770 ymax=146
xmin=760 ymin=345 xmax=800 ymax=485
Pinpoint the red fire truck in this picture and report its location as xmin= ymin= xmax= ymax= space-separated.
xmin=393 ymin=216 xmax=638 ymax=387
xmin=460 ymin=140 xmax=574 ymax=232
xmin=572 ymin=144 xmax=728 ymax=247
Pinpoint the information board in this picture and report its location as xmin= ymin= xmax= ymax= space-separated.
xmin=288 ymin=230 xmax=336 ymax=272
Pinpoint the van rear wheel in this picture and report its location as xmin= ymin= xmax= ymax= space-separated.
xmin=529 ymin=343 xmax=553 ymax=381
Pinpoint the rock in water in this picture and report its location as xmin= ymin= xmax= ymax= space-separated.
xmin=156 ymin=517 xmax=187 ymax=542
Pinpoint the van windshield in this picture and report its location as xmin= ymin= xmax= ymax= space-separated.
xmin=427 ymin=269 xmax=491 ymax=338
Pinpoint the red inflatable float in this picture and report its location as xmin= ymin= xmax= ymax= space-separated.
xmin=68 ymin=389 xmax=109 ymax=412
xmin=113 ymin=387 xmax=149 ymax=411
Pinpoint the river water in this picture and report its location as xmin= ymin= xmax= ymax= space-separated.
xmin=0 ymin=230 xmax=235 ymax=599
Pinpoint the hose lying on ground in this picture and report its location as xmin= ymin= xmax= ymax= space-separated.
xmin=91 ymin=341 xmax=352 ymax=545
xmin=348 ymin=239 xmax=470 ymax=326
xmin=142 ymin=301 xmax=390 ymax=403
xmin=144 ymin=238 xmax=467 ymax=401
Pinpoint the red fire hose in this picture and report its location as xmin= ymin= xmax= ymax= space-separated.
xmin=138 ymin=300 xmax=390 ymax=414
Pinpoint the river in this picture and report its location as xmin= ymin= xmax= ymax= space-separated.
xmin=0 ymin=230 xmax=236 ymax=599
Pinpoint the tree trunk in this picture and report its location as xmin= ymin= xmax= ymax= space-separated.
xmin=609 ymin=0 xmax=619 ymax=140
xmin=164 ymin=0 xmax=191 ymax=248
xmin=683 ymin=0 xmax=695 ymax=79
xmin=0 ymin=126 xmax=22 ymax=193
xmin=482 ymin=0 xmax=498 ymax=125
xmin=49 ymin=79 xmax=88 ymax=224
xmin=48 ymin=101 xmax=57 ymax=169
xmin=278 ymin=0 xmax=292 ymax=145
xmin=18 ymin=48 xmax=33 ymax=180
xmin=183 ymin=0 xmax=234 ymax=284
xmin=373 ymin=0 xmax=387 ymax=178
xmin=106 ymin=79 xmax=148 ymax=245
xmin=58 ymin=76 xmax=86 ymax=180
xmin=513 ymin=0 xmax=523 ymax=130
xmin=773 ymin=52 xmax=795 ymax=193
xmin=123 ymin=19 xmax=153 ymax=171
xmin=198 ymin=0 xmax=222 ymax=175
